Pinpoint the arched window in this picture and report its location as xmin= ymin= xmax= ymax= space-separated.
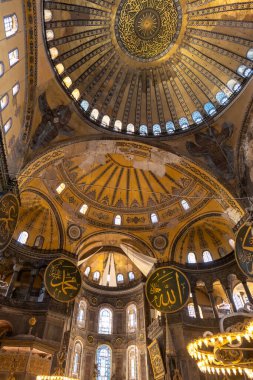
xmin=79 ymin=204 xmax=88 ymax=214
xmin=77 ymin=300 xmax=86 ymax=328
xmin=18 ymin=231 xmax=28 ymax=244
xmin=84 ymin=266 xmax=90 ymax=277
xmin=34 ymin=235 xmax=44 ymax=249
xmin=187 ymin=252 xmax=197 ymax=264
xmin=203 ymin=250 xmax=213 ymax=263
xmin=114 ymin=214 xmax=122 ymax=225
xmin=3 ymin=118 xmax=12 ymax=133
xmin=0 ymin=94 xmax=9 ymax=110
xmin=114 ymin=120 xmax=122 ymax=131
xmin=227 ymin=79 xmax=241 ymax=93
xmin=98 ymin=308 xmax=112 ymax=334
xmin=150 ymin=213 xmax=158 ymax=224
xmin=127 ymin=304 xmax=137 ymax=333
xmin=233 ymin=293 xmax=244 ymax=310
xmin=139 ymin=125 xmax=148 ymax=136
xmin=204 ymin=102 xmax=216 ymax=116
xmin=237 ymin=65 xmax=252 ymax=78
xmin=181 ymin=199 xmax=190 ymax=211
xmin=46 ymin=29 xmax=54 ymax=41
xmin=179 ymin=117 xmax=189 ymax=129
xmin=117 ymin=273 xmax=124 ymax=283
xmin=128 ymin=271 xmax=135 ymax=281
xmin=12 ymin=82 xmax=20 ymax=96
xmin=56 ymin=182 xmax=65 ymax=194
xmin=127 ymin=123 xmax=135 ymax=134
xmin=188 ymin=303 xmax=203 ymax=319
xmin=153 ymin=124 xmax=161 ymax=136
xmin=80 ymin=100 xmax=89 ymax=111
xmin=49 ymin=47 xmax=58 ymax=60
xmin=63 ymin=76 xmax=72 ymax=88
xmin=72 ymin=341 xmax=82 ymax=376
xmin=72 ymin=88 xmax=80 ymax=100
xmin=101 ymin=115 xmax=110 ymax=127
xmin=4 ymin=14 xmax=18 ymax=37
xmin=0 ymin=62 xmax=4 ymax=77
xmin=216 ymin=91 xmax=228 ymax=105
xmin=44 ymin=9 xmax=53 ymax=22
xmin=166 ymin=121 xmax=175 ymax=134
xmin=96 ymin=345 xmax=111 ymax=380
xmin=229 ymin=238 xmax=235 ymax=249
xmin=8 ymin=48 xmax=19 ymax=67
xmin=90 ymin=108 xmax=99 ymax=120
xmin=93 ymin=271 xmax=100 ymax=282
xmin=127 ymin=346 xmax=138 ymax=380
xmin=192 ymin=111 xmax=203 ymax=124
xmin=247 ymin=48 xmax=253 ymax=61
xmin=55 ymin=63 xmax=64 ymax=75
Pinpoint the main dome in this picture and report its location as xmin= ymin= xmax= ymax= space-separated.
xmin=43 ymin=0 xmax=253 ymax=137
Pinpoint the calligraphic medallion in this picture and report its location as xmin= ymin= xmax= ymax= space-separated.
xmin=0 ymin=193 xmax=19 ymax=251
xmin=235 ymin=223 xmax=253 ymax=278
xmin=145 ymin=266 xmax=190 ymax=313
xmin=115 ymin=0 xmax=180 ymax=61
xmin=44 ymin=258 xmax=81 ymax=302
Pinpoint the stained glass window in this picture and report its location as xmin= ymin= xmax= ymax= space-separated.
xmin=166 ymin=121 xmax=175 ymax=134
xmin=114 ymin=120 xmax=122 ymax=131
xmin=227 ymin=79 xmax=241 ymax=93
xmin=187 ymin=252 xmax=197 ymax=264
xmin=90 ymin=108 xmax=99 ymax=120
xmin=18 ymin=231 xmax=28 ymax=244
xmin=192 ymin=111 xmax=203 ymax=124
xmin=128 ymin=272 xmax=135 ymax=281
xmin=127 ymin=304 xmax=137 ymax=332
xmin=237 ymin=65 xmax=252 ymax=78
xmin=98 ymin=308 xmax=112 ymax=334
xmin=127 ymin=123 xmax=135 ymax=133
xmin=4 ymin=14 xmax=18 ymax=37
xmin=117 ymin=273 xmax=124 ymax=283
xmin=153 ymin=124 xmax=161 ymax=136
xmin=96 ymin=345 xmax=111 ymax=380
xmin=179 ymin=117 xmax=189 ymax=129
xmin=216 ymin=91 xmax=228 ymax=105
xmin=101 ymin=115 xmax=110 ymax=127
xmin=139 ymin=125 xmax=148 ymax=135
xmin=80 ymin=100 xmax=89 ymax=111
xmin=204 ymin=102 xmax=216 ymax=116
xmin=72 ymin=341 xmax=82 ymax=376
xmin=77 ymin=300 xmax=86 ymax=328
xmin=203 ymin=250 xmax=213 ymax=263
xmin=128 ymin=346 xmax=138 ymax=380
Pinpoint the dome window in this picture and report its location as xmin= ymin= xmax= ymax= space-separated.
xmin=139 ymin=125 xmax=148 ymax=136
xmin=187 ymin=252 xmax=197 ymax=264
xmin=114 ymin=214 xmax=122 ymax=226
xmin=3 ymin=118 xmax=12 ymax=133
xmin=0 ymin=62 xmax=4 ymax=77
xmin=56 ymin=182 xmax=65 ymax=194
xmin=79 ymin=204 xmax=88 ymax=215
xmin=237 ymin=65 xmax=252 ymax=78
xmin=49 ymin=47 xmax=58 ymax=60
xmin=179 ymin=117 xmax=189 ymax=129
xmin=44 ymin=9 xmax=53 ymax=22
xmin=114 ymin=120 xmax=122 ymax=131
xmin=93 ymin=271 xmax=100 ymax=281
xmin=216 ymin=91 xmax=228 ymax=105
xmin=84 ymin=266 xmax=91 ymax=277
xmin=56 ymin=63 xmax=64 ymax=75
xmin=203 ymin=250 xmax=213 ymax=263
xmin=127 ymin=123 xmax=135 ymax=134
xmin=46 ymin=29 xmax=54 ymax=41
xmin=12 ymin=82 xmax=20 ymax=96
xmin=18 ymin=231 xmax=28 ymax=245
xmin=117 ymin=273 xmax=124 ymax=283
xmin=192 ymin=111 xmax=203 ymax=124
xmin=128 ymin=271 xmax=135 ymax=281
xmin=204 ymin=102 xmax=216 ymax=116
xmin=80 ymin=100 xmax=89 ymax=111
xmin=63 ymin=76 xmax=72 ymax=88
xmin=0 ymin=94 xmax=9 ymax=110
xmin=90 ymin=108 xmax=99 ymax=121
xmin=8 ymin=48 xmax=19 ymax=67
xmin=181 ymin=199 xmax=190 ymax=211
xmin=153 ymin=124 xmax=161 ymax=136
xmin=150 ymin=213 xmax=158 ymax=224
xmin=101 ymin=115 xmax=110 ymax=127
xmin=166 ymin=121 xmax=175 ymax=134
xmin=247 ymin=48 xmax=253 ymax=61
xmin=72 ymin=88 xmax=80 ymax=100
xmin=227 ymin=79 xmax=241 ymax=93
xmin=4 ymin=14 xmax=18 ymax=38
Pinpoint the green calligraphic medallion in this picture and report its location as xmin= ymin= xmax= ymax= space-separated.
xmin=235 ymin=223 xmax=253 ymax=278
xmin=0 ymin=193 xmax=19 ymax=251
xmin=44 ymin=258 xmax=81 ymax=302
xmin=145 ymin=266 xmax=190 ymax=313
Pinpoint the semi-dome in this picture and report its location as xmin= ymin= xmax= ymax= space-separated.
xmin=43 ymin=0 xmax=253 ymax=136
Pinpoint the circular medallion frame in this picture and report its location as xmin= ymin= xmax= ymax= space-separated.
xmin=235 ymin=223 xmax=253 ymax=278
xmin=0 ymin=193 xmax=19 ymax=251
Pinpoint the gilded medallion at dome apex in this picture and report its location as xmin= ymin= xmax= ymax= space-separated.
xmin=43 ymin=0 xmax=253 ymax=136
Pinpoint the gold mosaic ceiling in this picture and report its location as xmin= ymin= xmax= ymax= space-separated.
xmin=14 ymin=141 xmax=242 ymax=264
xmin=43 ymin=0 xmax=253 ymax=136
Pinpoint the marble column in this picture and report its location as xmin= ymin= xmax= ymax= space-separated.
xmin=5 ymin=263 xmax=22 ymax=298
xmin=191 ymin=289 xmax=201 ymax=319
xmin=242 ymin=280 xmax=253 ymax=304
xmin=225 ymin=285 xmax=237 ymax=312
xmin=25 ymin=268 xmax=38 ymax=301
xmin=207 ymin=290 xmax=219 ymax=319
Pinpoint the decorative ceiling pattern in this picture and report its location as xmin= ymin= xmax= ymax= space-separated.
xmin=15 ymin=140 xmax=243 ymax=265
xmin=43 ymin=0 xmax=253 ymax=136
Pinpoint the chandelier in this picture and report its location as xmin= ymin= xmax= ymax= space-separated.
xmin=187 ymin=320 xmax=253 ymax=378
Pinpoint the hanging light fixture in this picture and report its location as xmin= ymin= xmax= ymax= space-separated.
xmin=187 ymin=320 xmax=253 ymax=378
xmin=36 ymin=349 xmax=78 ymax=380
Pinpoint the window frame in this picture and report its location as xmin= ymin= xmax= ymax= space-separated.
xmin=4 ymin=14 xmax=18 ymax=38
xmin=98 ymin=307 xmax=113 ymax=335
xmin=96 ymin=344 xmax=112 ymax=380
xmin=8 ymin=48 xmax=19 ymax=67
